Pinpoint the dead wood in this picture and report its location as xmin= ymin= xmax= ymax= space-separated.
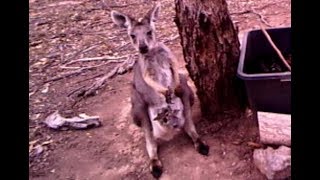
xmin=44 ymin=66 xmax=96 ymax=84
xmin=163 ymin=34 xmax=180 ymax=43
xmin=63 ymin=44 xmax=101 ymax=63
xmin=230 ymin=8 xmax=272 ymax=27
xmin=260 ymin=25 xmax=291 ymax=71
xmin=65 ymin=55 xmax=128 ymax=66
xmin=71 ymin=55 xmax=136 ymax=99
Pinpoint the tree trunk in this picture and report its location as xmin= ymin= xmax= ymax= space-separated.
xmin=174 ymin=0 xmax=247 ymax=119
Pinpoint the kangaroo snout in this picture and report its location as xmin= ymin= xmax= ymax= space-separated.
xmin=139 ymin=45 xmax=149 ymax=54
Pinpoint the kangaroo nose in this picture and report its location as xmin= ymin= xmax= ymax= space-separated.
xmin=139 ymin=46 xmax=149 ymax=54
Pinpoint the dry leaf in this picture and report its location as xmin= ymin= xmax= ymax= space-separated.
xmin=42 ymin=140 xmax=54 ymax=146
xmin=41 ymin=84 xmax=50 ymax=93
xmin=247 ymin=141 xmax=262 ymax=148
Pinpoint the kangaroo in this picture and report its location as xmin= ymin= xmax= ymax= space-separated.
xmin=111 ymin=3 xmax=209 ymax=178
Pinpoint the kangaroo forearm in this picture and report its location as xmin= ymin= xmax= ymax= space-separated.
xmin=143 ymin=73 xmax=168 ymax=94
xmin=171 ymin=59 xmax=181 ymax=89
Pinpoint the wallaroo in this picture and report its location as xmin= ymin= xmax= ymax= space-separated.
xmin=110 ymin=3 xmax=210 ymax=178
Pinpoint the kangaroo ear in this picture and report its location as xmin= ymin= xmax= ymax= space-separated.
xmin=111 ymin=10 xmax=134 ymax=28
xmin=144 ymin=2 xmax=161 ymax=24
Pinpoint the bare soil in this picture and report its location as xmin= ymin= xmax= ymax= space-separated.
xmin=29 ymin=0 xmax=291 ymax=179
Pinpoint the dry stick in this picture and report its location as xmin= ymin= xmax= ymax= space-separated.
xmin=163 ymin=34 xmax=180 ymax=43
xmin=108 ymin=2 xmax=141 ymax=8
xmin=63 ymin=44 xmax=100 ymax=63
xmin=230 ymin=8 xmax=272 ymax=27
xmin=251 ymin=8 xmax=272 ymax=27
xmin=260 ymin=25 xmax=291 ymax=71
xmin=44 ymin=64 xmax=105 ymax=83
xmin=61 ymin=59 xmax=126 ymax=70
xmin=69 ymin=60 xmax=127 ymax=84
xmin=73 ymin=66 xmax=120 ymax=98
xmin=73 ymin=72 xmax=105 ymax=85
xmin=65 ymin=55 xmax=128 ymax=66
xmin=101 ymin=1 xmax=142 ymax=11
xmin=67 ymin=84 xmax=87 ymax=97
xmin=230 ymin=4 xmax=276 ymax=15
xmin=59 ymin=44 xmax=64 ymax=62
xmin=72 ymin=55 xmax=136 ymax=98
xmin=230 ymin=10 xmax=252 ymax=15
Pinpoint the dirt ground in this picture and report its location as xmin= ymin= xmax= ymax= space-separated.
xmin=29 ymin=0 xmax=291 ymax=179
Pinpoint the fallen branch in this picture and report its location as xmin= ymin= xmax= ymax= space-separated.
xmin=43 ymin=64 xmax=104 ymax=83
xmin=230 ymin=8 xmax=272 ymax=27
xmin=35 ymin=1 xmax=82 ymax=10
xmin=63 ymin=43 xmax=101 ymax=63
xmin=61 ymin=59 xmax=126 ymax=70
xmin=108 ymin=2 xmax=142 ymax=8
xmin=230 ymin=10 xmax=252 ymax=15
xmin=72 ymin=73 xmax=105 ymax=85
xmin=252 ymin=8 xmax=272 ymax=27
xmin=117 ymin=42 xmax=132 ymax=51
xmin=67 ymin=84 xmax=87 ymax=97
xmin=230 ymin=3 xmax=276 ymax=15
xmin=59 ymin=44 xmax=65 ymax=62
xmin=71 ymin=55 xmax=136 ymax=98
xmin=101 ymin=0 xmax=142 ymax=11
xmin=65 ymin=55 xmax=128 ymax=66
xmin=260 ymin=25 xmax=291 ymax=71
xmin=163 ymin=34 xmax=180 ymax=43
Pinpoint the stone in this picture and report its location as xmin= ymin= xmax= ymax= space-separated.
xmin=253 ymin=146 xmax=291 ymax=179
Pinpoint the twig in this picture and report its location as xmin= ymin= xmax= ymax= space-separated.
xmin=163 ymin=34 xmax=180 ymax=43
xmin=101 ymin=1 xmax=142 ymax=11
xmin=260 ymin=25 xmax=291 ymax=71
xmin=65 ymin=55 xmax=128 ymax=66
xmin=63 ymin=44 xmax=100 ymax=63
xmin=73 ymin=67 xmax=119 ymax=98
xmin=34 ymin=1 xmax=83 ymax=11
xmin=61 ymin=59 xmax=126 ymax=69
xmin=109 ymin=2 xmax=142 ymax=8
xmin=230 ymin=4 xmax=276 ymax=15
xmin=43 ymin=64 xmax=104 ymax=83
xmin=117 ymin=42 xmax=132 ymax=51
xmin=230 ymin=10 xmax=252 ymax=15
xmin=59 ymin=44 xmax=64 ymax=62
xmin=67 ymin=85 xmax=87 ymax=97
xmin=72 ymin=72 xmax=105 ymax=85
xmin=71 ymin=55 xmax=136 ymax=98
xmin=251 ymin=8 xmax=272 ymax=27
xmin=230 ymin=8 xmax=272 ymax=27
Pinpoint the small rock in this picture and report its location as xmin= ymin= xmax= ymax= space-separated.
xmin=34 ymin=145 xmax=44 ymax=156
xmin=30 ymin=113 xmax=41 ymax=121
xmin=253 ymin=146 xmax=291 ymax=180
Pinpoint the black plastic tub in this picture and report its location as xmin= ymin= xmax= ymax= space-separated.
xmin=237 ymin=27 xmax=291 ymax=114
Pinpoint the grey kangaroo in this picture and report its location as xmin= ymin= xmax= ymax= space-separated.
xmin=111 ymin=3 xmax=209 ymax=178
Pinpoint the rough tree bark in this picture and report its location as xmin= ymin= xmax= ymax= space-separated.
xmin=174 ymin=0 xmax=247 ymax=119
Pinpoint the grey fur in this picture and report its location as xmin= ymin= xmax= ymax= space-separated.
xmin=111 ymin=3 xmax=209 ymax=178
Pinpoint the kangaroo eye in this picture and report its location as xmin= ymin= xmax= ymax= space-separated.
xmin=147 ymin=31 xmax=152 ymax=36
xmin=130 ymin=34 xmax=136 ymax=39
